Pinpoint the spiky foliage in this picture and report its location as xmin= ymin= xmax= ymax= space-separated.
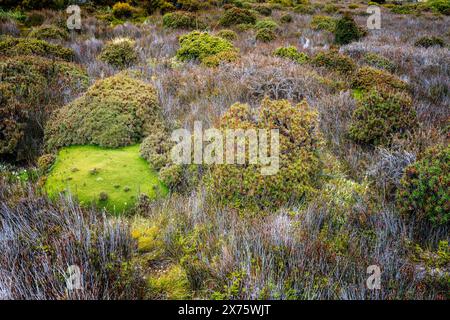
xmin=310 ymin=15 xmax=336 ymax=32
xmin=273 ymin=46 xmax=309 ymax=64
xmin=162 ymin=11 xmax=205 ymax=29
xmin=311 ymin=50 xmax=356 ymax=75
xmin=219 ymin=7 xmax=257 ymax=27
xmin=334 ymin=14 xmax=362 ymax=45
xmin=414 ymin=36 xmax=446 ymax=48
xmin=351 ymin=66 xmax=408 ymax=94
xmin=45 ymin=75 xmax=165 ymax=150
xmin=397 ymin=145 xmax=450 ymax=226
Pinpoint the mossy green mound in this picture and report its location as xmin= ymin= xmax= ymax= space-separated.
xmin=45 ymin=145 xmax=168 ymax=213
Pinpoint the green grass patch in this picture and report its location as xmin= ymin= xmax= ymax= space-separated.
xmin=45 ymin=144 xmax=168 ymax=214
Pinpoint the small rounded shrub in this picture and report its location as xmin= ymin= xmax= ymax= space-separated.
xmin=45 ymin=74 xmax=165 ymax=150
xmin=363 ymin=52 xmax=395 ymax=72
xmin=140 ymin=130 xmax=172 ymax=171
xmin=323 ymin=3 xmax=338 ymax=14
xmin=112 ymin=2 xmax=136 ymax=19
xmin=219 ymin=7 xmax=257 ymax=26
xmin=310 ymin=15 xmax=336 ymax=32
xmin=0 ymin=36 xmax=74 ymax=61
xmin=143 ymin=0 xmax=176 ymax=14
xmin=334 ymin=14 xmax=362 ymax=45
xmin=162 ymin=11 xmax=205 ymax=29
xmin=99 ymin=191 xmax=109 ymax=202
xmin=255 ymin=27 xmax=276 ymax=42
xmin=37 ymin=153 xmax=56 ymax=173
xmin=24 ymin=11 xmax=45 ymax=27
xmin=159 ymin=164 xmax=183 ymax=191
xmin=253 ymin=4 xmax=272 ymax=16
xmin=280 ymin=13 xmax=293 ymax=23
xmin=28 ymin=24 xmax=69 ymax=41
xmin=397 ymin=145 xmax=449 ymax=226
xmin=208 ymin=98 xmax=323 ymax=212
xmin=414 ymin=36 xmax=446 ymax=48
xmin=0 ymin=55 xmax=88 ymax=160
xmin=98 ymin=38 xmax=138 ymax=69
xmin=348 ymin=90 xmax=416 ymax=145
xmin=427 ymin=0 xmax=450 ymax=15
xmin=217 ymin=29 xmax=238 ymax=41
xmin=175 ymin=31 xmax=238 ymax=66
xmin=311 ymin=50 xmax=356 ymax=75
xmin=273 ymin=46 xmax=309 ymax=64
xmin=351 ymin=66 xmax=408 ymax=94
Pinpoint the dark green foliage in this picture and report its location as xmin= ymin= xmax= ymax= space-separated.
xmin=414 ymin=36 xmax=446 ymax=48
xmin=0 ymin=36 xmax=74 ymax=61
xmin=112 ymin=2 xmax=137 ymax=19
xmin=310 ymin=15 xmax=336 ymax=32
xmin=217 ymin=29 xmax=237 ymax=41
xmin=45 ymin=75 xmax=165 ymax=150
xmin=255 ymin=28 xmax=276 ymax=42
xmin=363 ymin=52 xmax=395 ymax=72
xmin=219 ymin=7 xmax=257 ymax=26
xmin=334 ymin=14 xmax=362 ymax=45
xmin=427 ymin=0 xmax=450 ymax=15
xmin=98 ymin=38 xmax=138 ymax=69
xmin=348 ymin=91 xmax=416 ymax=146
xmin=253 ymin=4 xmax=272 ymax=16
xmin=397 ymin=145 xmax=450 ymax=226
xmin=280 ymin=13 xmax=292 ymax=23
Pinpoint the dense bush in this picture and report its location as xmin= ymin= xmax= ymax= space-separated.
xmin=363 ymin=52 xmax=395 ymax=72
xmin=217 ymin=29 xmax=237 ymax=41
xmin=98 ymin=38 xmax=138 ymax=69
xmin=273 ymin=46 xmax=308 ymax=64
xmin=24 ymin=11 xmax=45 ymax=27
xmin=162 ymin=11 xmax=205 ymax=29
xmin=280 ymin=13 xmax=292 ymax=23
xmin=0 ymin=55 xmax=88 ymax=161
xmin=140 ymin=130 xmax=172 ymax=171
xmin=310 ymin=15 xmax=336 ymax=32
xmin=311 ymin=50 xmax=356 ymax=75
xmin=414 ymin=36 xmax=446 ymax=48
xmin=294 ymin=4 xmax=315 ymax=14
xmin=27 ymin=24 xmax=69 ymax=40
xmin=334 ymin=14 xmax=362 ymax=45
xmin=351 ymin=66 xmax=408 ymax=94
xmin=253 ymin=4 xmax=272 ymax=16
xmin=255 ymin=18 xmax=279 ymax=32
xmin=0 ymin=36 xmax=74 ymax=61
xmin=45 ymin=75 xmax=165 ymax=150
xmin=255 ymin=27 xmax=276 ymax=42
xmin=427 ymin=0 xmax=450 ymax=15
xmin=176 ymin=31 xmax=238 ymax=66
xmin=348 ymin=91 xmax=416 ymax=145
xmin=208 ymin=98 xmax=323 ymax=212
xmin=143 ymin=0 xmax=176 ymax=14
xmin=219 ymin=7 xmax=256 ymax=26
xmin=112 ymin=2 xmax=137 ymax=19
xmin=397 ymin=145 xmax=449 ymax=226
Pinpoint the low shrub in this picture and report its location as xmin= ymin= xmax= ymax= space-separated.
xmin=159 ymin=164 xmax=184 ymax=191
xmin=280 ymin=13 xmax=293 ymax=23
xmin=176 ymin=31 xmax=238 ymax=66
xmin=294 ymin=4 xmax=316 ymax=15
xmin=363 ymin=52 xmax=395 ymax=72
xmin=0 ymin=36 xmax=74 ymax=61
xmin=207 ymin=98 xmax=323 ymax=212
xmin=98 ymin=38 xmax=138 ymax=69
xmin=397 ymin=145 xmax=450 ymax=226
xmin=147 ymin=264 xmax=191 ymax=299
xmin=348 ymin=91 xmax=416 ymax=145
xmin=219 ymin=7 xmax=257 ymax=26
xmin=143 ymin=0 xmax=176 ymax=14
xmin=112 ymin=2 xmax=136 ymax=19
xmin=28 ymin=24 xmax=69 ymax=40
xmin=310 ymin=15 xmax=336 ymax=32
xmin=323 ymin=3 xmax=338 ymax=14
xmin=255 ymin=28 xmax=276 ymax=42
xmin=217 ymin=29 xmax=237 ymax=41
xmin=427 ymin=0 xmax=450 ymax=15
xmin=24 ymin=11 xmax=45 ymax=27
xmin=0 ymin=55 xmax=88 ymax=161
xmin=414 ymin=36 xmax=446 ymax=48
xmin=390 ymin=4 xmax=418 ymax=14
xmin=351 ymin=66 xmax=408 ymax=94
xmin=140 ymin=130 xmax=172 ymax=171
xmin=334 ymin=14 xmax=362 ymax=45
xmin=273 ymin=46 xmax=309 ymax=64
xmin=37 ymin=153 xmax=56 ymax=173
xmin=45 ymin=74 xmax=165 ymax=150
xmin=255 ymin=18 xmax=279 ymax=31
xmin=162 ymin=11 xmax=205 ymax=29
xmin=253 ymin=4 xmax=272 ymax=16
xmin=311 ymin=50 xmax=356 ymax=75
